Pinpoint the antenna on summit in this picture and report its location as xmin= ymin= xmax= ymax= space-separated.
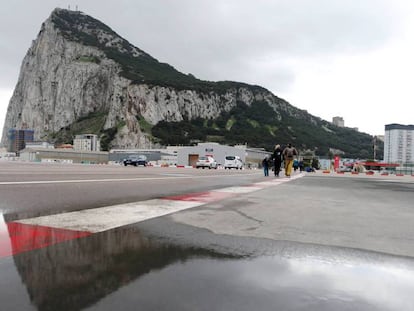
xmin=76 ymin=5 xmax=78 ymax=11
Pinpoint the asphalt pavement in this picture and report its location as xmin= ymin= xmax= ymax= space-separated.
xmin=1 ymin=162 xmax=414 ymax=310
xmin=170 ymin=171 xmax=414 ymax=257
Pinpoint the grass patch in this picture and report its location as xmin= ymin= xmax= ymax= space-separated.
xmin=247 ymin=119 xmax=260 ymax=128
xmin=136 ymin=115 xmax=153 ymax=133
xmin=76 ymin=55 xmax=101 ymax=64
xmin=226 ymin=117 xmax=236 ymax=130
xmin=206 ymin=135 xmax=225 ymax=142
xmin=265 ymin=125 xmax=278 ymax=136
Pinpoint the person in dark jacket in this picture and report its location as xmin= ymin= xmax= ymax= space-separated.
xmin=262 ymin=156 xmax=270 ymax=176
xmin=272 ymin=144 xmax=283 ymax=177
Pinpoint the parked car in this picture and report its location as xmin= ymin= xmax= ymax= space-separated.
xmin=196 ymin=156 xmax=218 ymax=169
xmin=224 ymin=155 xmax=243 ymax=170
xmin=123 ymin=155 xmax=147 ymax=166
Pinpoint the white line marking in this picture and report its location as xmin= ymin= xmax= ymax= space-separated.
xmin=0 ymin=172 xmax=261 ymax=186
xmin=373 ymin=179 xmax=414 ymax=183
xmin=13 ymin=173 xmax=306 ymax=233
xmin=17 ymin=199 xmax=204 ymax=233
xmin=213 ymin=186 xmax=263 ymax=193
xmin=254 ymin=181 xmax=282 ymax=186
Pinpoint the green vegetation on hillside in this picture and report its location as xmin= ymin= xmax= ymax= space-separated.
xmin=136 ymin=115 xmax=153 ymax=133
xmin=51 ymin=111 xmax=120 ymax=151
xmin=152 ymin=101 xmax=380 ymax=158
xmin=76 ymin=55 xmax=101 ymax=64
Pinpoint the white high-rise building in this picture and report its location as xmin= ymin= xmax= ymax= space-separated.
xmin=73 ymin=134 xmax=100 ymax=151
xmin=384 ymin=124 xmax=414 ymax=164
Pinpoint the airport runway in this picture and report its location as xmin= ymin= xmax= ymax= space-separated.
xmin=1 ymin=161 xmax=414 ymax=310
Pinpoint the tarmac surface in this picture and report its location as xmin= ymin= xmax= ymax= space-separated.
xmin=170 ymin=171 xmax=414 ymax=257
xmin=1 ymin=161 xmax=414 ymax=310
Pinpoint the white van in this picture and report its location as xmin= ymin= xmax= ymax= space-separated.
xmin=224 ymin=156 xmax=243 ymax=170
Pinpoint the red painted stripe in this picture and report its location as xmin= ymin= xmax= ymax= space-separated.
xmin=0 ymin=222 xmax=91 ymax=258
xmin=164 ymin=191 xmax=235 ymax=203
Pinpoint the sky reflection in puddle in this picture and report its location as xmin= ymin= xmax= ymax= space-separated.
xmin=86 ymin=256 xmax=414 ymax=310
xmin=1 ymin=220 xmax=413 ymax=311
xmin=84 ymin=242 xmax=414 ymax=311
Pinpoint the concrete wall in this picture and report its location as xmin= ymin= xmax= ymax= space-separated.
xmin=19 ymin=148 xmax=109 ymax=164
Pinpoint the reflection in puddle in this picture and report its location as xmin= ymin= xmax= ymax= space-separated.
xmin=284 ymin=257 xmax=414 ymax=310
xmin=7 ymin=225 xmax=239 ymax=311
xmin=0 ymin=215 xmax=12 ymax=257
xmin=86 ymin=255 xmax=414 ymax=311
xmin=1 ymin=221 xmax=414 ymax=311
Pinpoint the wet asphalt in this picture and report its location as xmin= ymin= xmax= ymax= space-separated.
xmin=1 ymin=162 xmax=414 ymax=310
xmin=2 ymin=220 xmax=414 ymax=311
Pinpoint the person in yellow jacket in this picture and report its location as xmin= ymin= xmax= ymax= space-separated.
xmin=283 ymin=143 xmax=298 ymax=177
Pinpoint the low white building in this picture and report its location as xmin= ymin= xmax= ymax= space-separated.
xmin=177 ymin=143 xmax=271 ymax=167
xmin=25 ymin=141 xmax=55 ymax=149
xmin=177 ymin=143 xmax=245 ymax=167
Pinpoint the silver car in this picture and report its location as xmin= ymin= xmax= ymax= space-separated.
xmin=196 ymin=156 xmax=218 ymax=169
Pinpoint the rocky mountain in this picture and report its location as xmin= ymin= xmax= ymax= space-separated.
xmin=1 ymin=8 xmax=378 ymax=158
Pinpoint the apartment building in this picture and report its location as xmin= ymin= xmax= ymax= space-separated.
xmin=73 ymin=134 xmax=100 ymax=151
xmin=384 ymin=124 xmax=414 ymax=164
xmin=7 ymin=129 xmax=34 ymax=153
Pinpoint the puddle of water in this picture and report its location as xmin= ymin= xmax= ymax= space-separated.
xmin=1 ymin=223 xmax=414 ymax=311
xmin=0 ymin=215 xmax=12 ymax=257
xmin=0 ymin=214 xmax=36 ymax=310
xmin=2 ymin=226 xmax=238 ymax=311
xmin=85 ymin=255 xmax=414 ymax=311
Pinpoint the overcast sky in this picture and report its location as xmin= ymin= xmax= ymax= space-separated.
xmin=1 ymin=0 xmax=414 ymax=139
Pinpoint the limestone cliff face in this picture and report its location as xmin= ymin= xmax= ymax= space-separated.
xmin=0 ymin=9 xmax=291 ymax=149
xmin=1 ymin=11 xmax=119 ymax=145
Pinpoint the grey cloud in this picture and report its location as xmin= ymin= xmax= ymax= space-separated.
xmin=99 ymin=0 xmax=404 ymax=89
xmin=120 ymin=0 xmax=403 ymax=55
xmin=0 ymin=0 xmax=407 ymax=91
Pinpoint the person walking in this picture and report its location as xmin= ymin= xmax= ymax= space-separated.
xmin=262 ymin=156 xmax=270 ymax=176
xmin=272 ymin=144 xmax=283 ymax=177
xmin=293 ymin=159 xmax=299 ymax=171
xmin=283 ymin=143 xmax=298 ymax=177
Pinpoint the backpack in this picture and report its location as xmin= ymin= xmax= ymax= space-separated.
xmin=285 ymin=147 xmax=297 ymax=158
